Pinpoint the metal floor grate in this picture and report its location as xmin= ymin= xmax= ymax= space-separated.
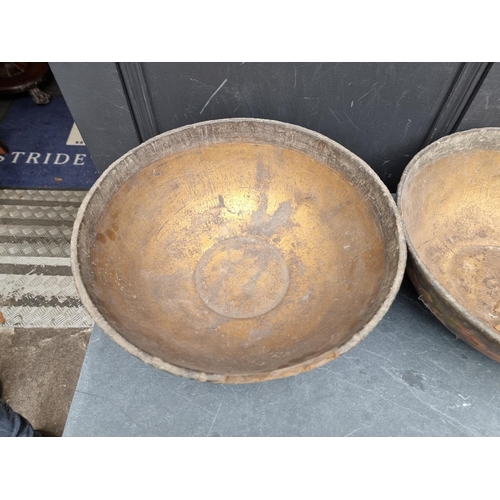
xmin=0 ymin=189 xmax=93 ymax=329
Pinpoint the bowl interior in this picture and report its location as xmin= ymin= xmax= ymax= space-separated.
xmin=76 ymin=122 xmax=402 ymax=378
xmin=400 ymin=134 xmax=500 ymax=332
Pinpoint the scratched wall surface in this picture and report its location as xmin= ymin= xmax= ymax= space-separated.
xmin=51 ymin=62 xmax=464 ymax=191
xmin=50 ymin=62 xmax=140 ymax=173
xmin=457 ymin=63 xmax=500 ymax=132
xmin=141 ymin=62 xmax=460 ymax=191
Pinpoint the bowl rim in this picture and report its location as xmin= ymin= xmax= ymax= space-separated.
xmin=72 ymin=117 xmax=407 ymax=383
xmin=397 ymin=127 xmax=500 ymax=346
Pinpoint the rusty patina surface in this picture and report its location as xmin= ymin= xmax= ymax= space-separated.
xmin=398 ymin=128 xmax=500 ymax=362
xmin=72 ymin=119 xmax=406 ymax=382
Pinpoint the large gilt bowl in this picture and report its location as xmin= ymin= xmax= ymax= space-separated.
xmin=398 ymin=128 xmax=500 ymax=361
xmin=72 ymin=119 xmax=406 ymax=383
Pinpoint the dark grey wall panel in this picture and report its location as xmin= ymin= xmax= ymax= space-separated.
xmin=50 ymin=62 xmax=140 ymax=173
xmin=118 ymin=62 xmax=159 ymax=141
xmin=422 ymin=63 xmax=492 ymax=146
xmin=457 ymin=62 xmax=500 ymax=132
xmin=141 ymin=62 xmax=460 ymax=191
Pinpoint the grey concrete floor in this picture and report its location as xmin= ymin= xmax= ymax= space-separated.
xmin=0 ymin=188 xmax=93 ymax=436
xmin=0 ymin=327 xmax=90 ymax=436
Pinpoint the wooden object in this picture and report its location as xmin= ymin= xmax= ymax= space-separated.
xmin=0 ymin=62 xmax=51 ymax=104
